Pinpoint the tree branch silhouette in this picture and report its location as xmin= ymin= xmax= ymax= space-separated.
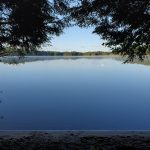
xmin=0 ymin=0 xmax=150 ymax=61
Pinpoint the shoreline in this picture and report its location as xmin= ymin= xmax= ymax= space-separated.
xmin=0 ymin=131 xmax=150 ymax=149
xmin=1 ymin=130 xmax=150 ymax=137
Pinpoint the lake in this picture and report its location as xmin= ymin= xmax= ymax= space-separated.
xmin=0 ymin=56 xmax=150 ymax=130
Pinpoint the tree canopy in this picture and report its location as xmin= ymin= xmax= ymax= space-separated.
xmin=0 ymin=0 xmax=150 ymax=60
xmin=0 ymin=0 xmax=66 ymax=54
xmin=69 ymin=0 xmax=150 ymax=61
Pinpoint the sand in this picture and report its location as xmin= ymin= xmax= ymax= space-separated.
xmin=0 ymin=131 xmax=150 ymax=149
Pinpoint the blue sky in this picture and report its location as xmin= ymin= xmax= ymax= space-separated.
xmin=42 ymin=26 xmax=110 ymax=52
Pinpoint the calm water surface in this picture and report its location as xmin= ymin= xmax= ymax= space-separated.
xmin=0 ymin=56 xmax=150 ymax=130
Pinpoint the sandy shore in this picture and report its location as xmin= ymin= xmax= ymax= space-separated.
xmin=0 ymin=131 xmax=150 ymax=149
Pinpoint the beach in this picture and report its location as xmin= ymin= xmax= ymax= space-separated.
xmin=0 ymin=131 xmax=150 ymax=149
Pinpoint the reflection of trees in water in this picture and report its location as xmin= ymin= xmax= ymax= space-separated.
xmin=0 ymin=56 xmax=150 ymax=66
xmin=0 ymin=56 xmax=106 ymax=65
xmin=0 ymin=90 xmax=4 ymax=120
xmin=114 ymin=56 xmax=150 ymax=66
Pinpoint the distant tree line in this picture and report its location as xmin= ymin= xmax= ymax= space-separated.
xmin=0 ymin=0 xmax=150 ymax=61
xmin=35 ymin=51 xmax=112 ymax=56
xmin=2 ymin=48 xmax=113 ymax=56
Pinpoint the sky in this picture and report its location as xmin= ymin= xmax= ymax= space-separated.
xmin=42 ymin=26 xmax=110 ymax=52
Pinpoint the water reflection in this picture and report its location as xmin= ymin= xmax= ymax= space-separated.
xmin=0 ymin=90 xmax=4 ymax=120
xmin=0 ymin=57 xmax=150 ymax=130
xmin=0 ymin=56 xmax=150 ymax=66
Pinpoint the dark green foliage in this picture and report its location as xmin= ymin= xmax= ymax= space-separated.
xmin=0 ymin=0 xmax=66 ymax=54
xmin=70 ymin=0 xmax=150 ymax=61
xmin=1 ymin=0 xmax=150 ymax=60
